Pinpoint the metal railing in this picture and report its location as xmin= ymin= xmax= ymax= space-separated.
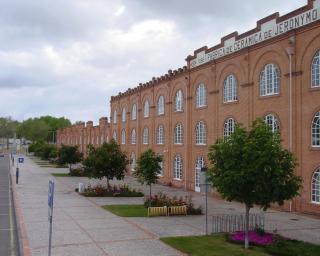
xmin=212 ymin=213 xmax=265 ymax=233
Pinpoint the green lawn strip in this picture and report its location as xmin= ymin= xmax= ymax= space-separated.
xmin=265 ymin=239 xmax=320 ymax=256
xmin=160 ymin=235 xmax=268 ymax=256
xmin=102 ymin=204 xmax=147 ymax=217
xmin=51 ymin=173 xmax=70 ymax=177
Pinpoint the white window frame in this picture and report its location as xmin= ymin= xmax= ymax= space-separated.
xmin=224 ymin=118 xmax=236 ymax=138
xmin=196 ymin=83 xmax=207 ymax=107
xmin=113 ymin=110 xmax=117 ymax=124
xmin=156 ymin=125 xmax=165 ymax=145
xmin=175 ymin=90 xmax=183 ymax=112
xmin=312 ymin=50 xmax=320 ymax=88
xmin=260 ymin=63 xmax=280 ymax=96
xmin=143 ymin=127 xmax=149 ymax=145
xmin=264 ymin=114 xmax=280 ymax=133
xmin=144 ymin=100 xmax=150 ymax=118
xmin=131 ymin=152 xmax=136 ymax=171
xmin=131 ymin=129 xmax=136 ymax=145
xmin=159 ymin=158 xmax=164 ymax=176
xmin=195 ymin=156 xmax=205 ymax=188
xmin=174 ymin=155 xmax=183 ymax=180
xmin=223 ymin=74 xmax=238 ymax=102
xmin=174 ymin=123 xmax=183 ymax=144
xmin=157 ymin=95 xmax=165 ymax=115
xmin=312 ymin=111 xmax=320 ymax=147
xmin=312 ymin=168 xmax=320 ymax=204
xmin=131 ymin=104 xmax=137 ymax=120
xmin=121 ymin=129 xmax=126 ymax=145
xmin=122 ymin=108 xmax=126 ymax=123
xmin=196 ymin=121 xmax=207 ymax=145
xmin=112 ymin=131 xmax=117 ymax=141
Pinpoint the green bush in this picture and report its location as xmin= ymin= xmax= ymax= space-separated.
xmin=40 ymin=144 xmax=57 ymax=160
xmin=81 ymin=184 xmax=144 ymax=197
xmin=69 ymin=168 xmax=87 ymax=177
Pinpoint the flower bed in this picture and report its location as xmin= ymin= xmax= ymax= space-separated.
xmin=80 ymin=184 xmax=144 ymax=197
xmin=229 ymin=230 xmax=275 ymax=246
xmin=144 ymin=192 xmax=202 ymax=215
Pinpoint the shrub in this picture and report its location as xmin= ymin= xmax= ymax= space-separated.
xmin=80 ymin=184 xmax=144 ymax=197
xmin=69 ymin=167 xmax=87 ymax=177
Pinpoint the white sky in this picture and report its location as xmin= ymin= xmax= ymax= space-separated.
xmin=0 ymin=0 xmax=306 ymax=124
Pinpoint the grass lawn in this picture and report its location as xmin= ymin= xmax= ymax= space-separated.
xmin=102 ymin=204 xmax=147 ymax=217
xmin=51 ymin=173 xmax=70 ymax=177
xmin=161 ymin=235 xmax=269 ymax=256
xmin=161 ymin=235 xmax=320 ymax=256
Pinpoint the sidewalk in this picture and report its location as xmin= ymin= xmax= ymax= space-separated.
xmin=12 ymin=155 xmax=320 ymax=256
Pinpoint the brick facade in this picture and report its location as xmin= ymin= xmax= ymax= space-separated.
xmin=58 ymin=0 xmax=320 ymax=215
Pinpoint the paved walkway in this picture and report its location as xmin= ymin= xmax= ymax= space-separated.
xmin=12 ymin=155 xmax=320 ymax=255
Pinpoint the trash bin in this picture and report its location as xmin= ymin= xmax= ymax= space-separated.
xmin=78 ymin=183 xmax=85 ymax=193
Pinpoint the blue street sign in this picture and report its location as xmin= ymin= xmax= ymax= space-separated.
xmin=18 ymin=157 xmax=24 ymax=163
xmin=48 ymin=181 xmax=55 ymax=218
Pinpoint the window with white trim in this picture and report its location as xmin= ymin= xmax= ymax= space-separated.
xmin=195 ymin=156 xmax=205 ymax=188
xmin=223 ymin=74 xmax=238 ymax=102
xmin=196 ymin=121 xmax=207 ymax=145
xmin=174 ymin=123 xmax=183 ymax=144
xmin=131 ymin=104 xmax=137 ymax=120
xmin=159 ymin=158 xmax=164 ymax=176
xmin=131 ymin=152 xmax=136 ymax=171
xmin=260 ymin=63 xmax=280 ymax=96
xmin=264 ymin=114 xmax=280 ymax=133
xmin=121 ymin=108 xmax=126 ymax=123
xmin=174 ymin=155 xmax=182 ymax=180
xmin=131 ymin=129 xmax=136 ymax=145
xmin=312 ymin=50 xmax=320 ymax=88
xmin=312 ymin=168 xmax=320 ymax=203
xmin=224 ymin=118 xmax=236 ymax=138
xmin=196 ymin=83 xmax=207 ymax=107
xmin=143 ymin=127 xmax=149 ymax=145
xmin=157 ymin=96 xmax=165 ymax=115
xmin=113 ymin=110 xmax=117 ymax=124
xmin=121 ymin=129 xmax=126 ymax=144
xmin=112 ymin=131 xmax=117 ymax=141
xmin=143 ymin=100 xmax=149 ymax=118
xmin=312 ymin=111 xmax=320 ymax=147
xmin=175 ymin=90 xmax=183 ymax=112
xmin=156 ymin=125 xmax=165 ymax=145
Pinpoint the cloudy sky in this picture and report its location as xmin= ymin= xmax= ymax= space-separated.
xmin=0 ymin=0 xmax=306 ymax=124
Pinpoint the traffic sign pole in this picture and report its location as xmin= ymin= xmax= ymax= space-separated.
xmin=48 ymin=181 xmax=55 ymax=256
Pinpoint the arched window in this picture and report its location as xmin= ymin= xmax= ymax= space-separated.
xmin=131 ymin=152 xmax=136 ymax=171
xmin=131 ymin=104 xmax=137 ymax=120
xmin=312 ymin=168 xmax=320 ymax=203
xmin=196 ymin=83 xmax=207 ymax=107
xmin=131 ymin=129 xmax=136 ymax=145
xmin=143 ymin=127 xmax=149 ymax=145
xmin=174 ymin=155 xmax=182 ymax=180
xmin=157 ymin=96 xmax=165 ymax=115
xmin=312 ymin=111 xmax=320 ymax=147
xmin=174 ymin=123 xmax=183 ymax=144
xmin=175 ymin=90 xmax=183 ymax=112
xmin=264 ymin=114 xmax=280 ymax=133
xmin=122 ymin=108 xmax=126 ymax=123
xmin=195 ymin=156 xmax=205 ymax=190
xmin=112 ymin=131 xmax=117 ymax=141
xmin=260 ymin=63 xmax=280 ymax=96
xmin=113 ymin=110 xmax=117 ymax=124
xmin=312 ymin=50 xmax=320 ymax=88
xmin=224 ymin=118 xmax=236 ymax=138
xmin=159 ymin=159 xmax=164 ymax=176
xmin=121 ymin=129 xmax=126 ymax=144
xmin=143 ymin=100 xmax=149 ymax=118
xmin=223 ymin=74 xmax=238 ymax=102
xmin=156 ymin=125 xmax=165 ymax=145
xmin=196 ymin=121 xmax=207 ymax=145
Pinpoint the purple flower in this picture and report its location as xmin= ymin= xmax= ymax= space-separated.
xmin=230 ymin=231 xmax=274 ymax=245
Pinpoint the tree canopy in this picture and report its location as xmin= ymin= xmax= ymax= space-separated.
xmin=0 ymin=117 xmax=19 ymax=138
xmin=83 ymin=140 xmax=128 ymax=187
xmin=208 ymin=119 xmax=302 ymax=249
xmin=58 ymin=145 xmax=82 ymax=171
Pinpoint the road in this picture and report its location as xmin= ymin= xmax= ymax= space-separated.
xmin=0 ymin=154 xmax=19 ymax=256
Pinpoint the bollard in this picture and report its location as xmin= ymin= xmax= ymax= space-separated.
xmin=16 ymin=167 xmax=19 ymax=184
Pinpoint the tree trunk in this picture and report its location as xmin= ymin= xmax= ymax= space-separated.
xmin=245 ymin=204 xmax=250 ymax=249
xmin=106 ymin=178 xmax=110 ymax=189
xmin=69 ymin=163 xmax=72 ymax=172
xmin=149 ymin=184 xmax=152 ymax=207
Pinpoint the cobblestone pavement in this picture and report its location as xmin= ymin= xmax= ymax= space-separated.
xmin=12 ymin=155 xmax=320 ymax=256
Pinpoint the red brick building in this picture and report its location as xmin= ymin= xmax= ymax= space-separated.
xmin=58 ymin=0 xmax=320 ymax=215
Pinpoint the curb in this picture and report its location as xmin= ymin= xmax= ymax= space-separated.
xmin=10 ymin=162 xmax=32 ymax=256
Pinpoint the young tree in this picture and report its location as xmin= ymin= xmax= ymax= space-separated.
xmin=134 ymin=149 xmax=163 ymax=205
xmin=83 ymin=140 xmax=128 ymax=187
xmin=58 ymin=145 xmax=82 ymax=171
xmin=208 ymin=119 xmax=302 ymax=249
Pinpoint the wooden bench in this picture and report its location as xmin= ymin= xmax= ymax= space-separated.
xmin=168 ymin=205 xmax=187 ymax=216
xmin=148 ymin=206 xmax=168 ymax=217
